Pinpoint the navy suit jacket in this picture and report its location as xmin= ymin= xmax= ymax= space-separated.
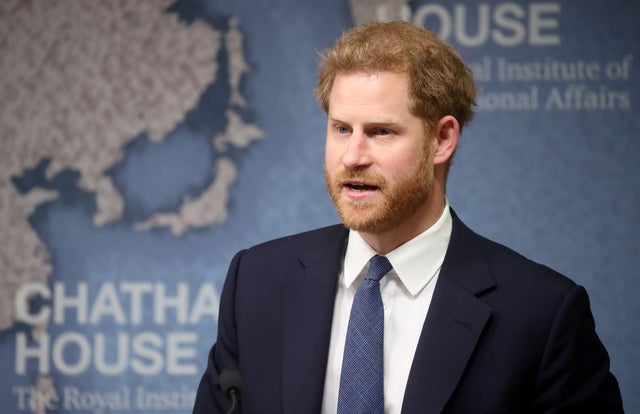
xmin=193 ymin=211 xmax=623 ymax=413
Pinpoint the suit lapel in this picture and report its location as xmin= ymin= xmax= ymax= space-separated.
xmin=402 ymin=211 xmax=495 ymax=413
xmin=281 ymin=226 xmax=348 ymax=414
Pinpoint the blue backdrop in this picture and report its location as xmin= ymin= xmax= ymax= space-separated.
xmin=0 ymin=0 xmax=637 ymax=412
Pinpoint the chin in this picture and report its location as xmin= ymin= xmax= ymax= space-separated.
xmin=338 ymin=210 xmax=393 ymax=234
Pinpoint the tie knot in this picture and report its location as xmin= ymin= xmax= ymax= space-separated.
xmin=366 ymin=255 xmax=392 ymax=282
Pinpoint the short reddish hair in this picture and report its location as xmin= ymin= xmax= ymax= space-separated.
xmin=316 ymin=20 xmax=476 ymax=132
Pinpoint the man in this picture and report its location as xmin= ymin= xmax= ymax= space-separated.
xmin=194 ymin=20 xmax=624 ymax=413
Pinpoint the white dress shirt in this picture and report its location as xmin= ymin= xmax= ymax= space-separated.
xmin=321 ymin=204 xmax=453 ymax=414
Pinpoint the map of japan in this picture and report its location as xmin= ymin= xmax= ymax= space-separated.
xmin=0 ymin=0 xmax=263 ymax=343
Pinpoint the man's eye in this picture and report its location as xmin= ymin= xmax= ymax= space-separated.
xmin=336 ymin=125 xmax=350 ymax=134
xmin=377 ymin=128 xmax=391 ymax=136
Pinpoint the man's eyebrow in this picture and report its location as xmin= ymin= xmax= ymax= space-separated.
xmin=327 ymin=115 xmax=402 ymax=126
xmin=362 ymin=121 xmax=405 ymax=131
xmin=366 ymin=121 xmax=402 ymax=127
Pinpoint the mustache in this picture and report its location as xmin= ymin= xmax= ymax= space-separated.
xmin=331 ymin=169 xmax=386 ymax=188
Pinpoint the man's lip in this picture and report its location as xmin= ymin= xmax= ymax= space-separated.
xmin=341 ymin=180 xmax=380 ymax=199
xmin=342 ymin=180 xmax=379 ymax=189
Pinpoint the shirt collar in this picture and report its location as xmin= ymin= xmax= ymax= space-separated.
xmin=343 ymin=201 xmax=453 ymax=296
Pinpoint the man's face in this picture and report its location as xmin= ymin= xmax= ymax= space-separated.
xmin=324 ymin=71 xmax=435 ymax=235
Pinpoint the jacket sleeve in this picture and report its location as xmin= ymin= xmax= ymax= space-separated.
xmin=193 ymin=250 xmax=245 ymax=414
xmin=532 ymin=285 xmax=624 ymax=413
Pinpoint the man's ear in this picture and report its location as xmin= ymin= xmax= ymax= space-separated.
xmin=432 ymin=115 xmax=460 ymax=166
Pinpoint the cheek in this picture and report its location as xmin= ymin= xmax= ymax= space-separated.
xmin=324 ymin=139 xmax=342 ymax=167
xmin=379 ymin=151 xmax=422 ymax=178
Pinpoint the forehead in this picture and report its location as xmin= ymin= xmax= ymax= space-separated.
xmin=328 ymin=71 xmax=413 ymax=120
xmin=331 ymin=71 xmax=409 ymax=95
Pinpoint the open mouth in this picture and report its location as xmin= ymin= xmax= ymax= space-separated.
xmin=345 ymin=182 xmax=379 ymax=192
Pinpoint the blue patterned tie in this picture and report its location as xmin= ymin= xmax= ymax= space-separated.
xmin=338 ymin=255 xmax=392 ymax=414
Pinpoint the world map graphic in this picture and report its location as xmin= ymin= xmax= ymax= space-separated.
xmin=0 ymin=1 xmax=266 ymax=409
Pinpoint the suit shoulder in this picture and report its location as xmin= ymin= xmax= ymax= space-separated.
xmin=485 ymin=236 xmax=574 ymax=290
xmin=226 ymin=224 xmax=347 ymax=285
xmin=450 ymin=213 xmax=577 ymax=294
xmin=243 ymin=224 xmax=347 ymax=258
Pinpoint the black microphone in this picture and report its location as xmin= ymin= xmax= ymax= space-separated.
xmin=219 ymin=367 xmax=243 ymax=414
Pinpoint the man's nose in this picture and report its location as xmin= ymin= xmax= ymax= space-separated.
xmin=341 ymin=132 xmax=372 ymax=170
